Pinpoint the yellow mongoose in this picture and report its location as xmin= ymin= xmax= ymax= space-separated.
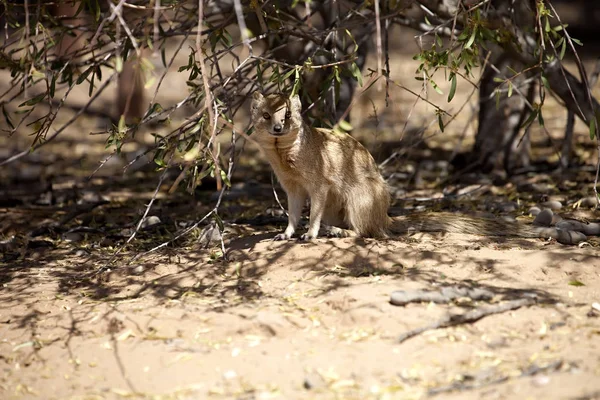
xmin=250 ymin=92 xmax=591 ymax=244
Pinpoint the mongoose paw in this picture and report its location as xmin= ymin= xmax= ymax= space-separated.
xmin=273 ymin=233 xmax=292 ymax=241
xmin=299 ymin=233 xmax=317 ymax=241
xmin=325 ymin=226 xmax=354 ymax=238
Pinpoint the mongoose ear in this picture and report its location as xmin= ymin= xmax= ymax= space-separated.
xmin=290 ymin=94 xmax=301 ymax=112
xmin=251 ymin=91 xmax=264 ymax=110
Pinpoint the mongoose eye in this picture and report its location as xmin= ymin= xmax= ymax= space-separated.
xmin=263 ymin=112 xmax=271 ymax=120
xmin=285 ymin=111 xmax=292 ymax=119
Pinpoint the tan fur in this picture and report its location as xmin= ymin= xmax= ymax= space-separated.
xmin=250 ymin=92 xmax=584 ymax=243
xmin=251 ymin=92 xmax=390 ymax=240
xmin=390 ymin=212 xmax=548 ymax=237
xmin=117 ymin=47 xmax=150 ymax=122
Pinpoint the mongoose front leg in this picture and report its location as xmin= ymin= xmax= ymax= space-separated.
xmin=273 ymin=186 xmax=306 ymax=240
xmin=300 ymin=189 xmax=328 ymax=240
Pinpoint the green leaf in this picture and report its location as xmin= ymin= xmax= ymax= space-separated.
xmin=116 ymin=56 xmax=123 ymax=73
xmin=350 ymin=62 xmax=363 ymax=86
xmin=281 ymin=68 xmax=296 ymax=81
xmin=438 ymin=113 xmax=444 ymax=132
xmin=214 ymin=213 xmax=225 ymax=232
xmin=161 ymin=48 xmax=167 ymax=68
xmin=568 ymin=280 xmax=585 ymax=287
xmin=220 ymin=169 xmax=231 ymax=187
xmin=572 ymin=38 xmax=583 ymax=46
xmin=50 ymin=75 xmax=56 ymax=98
xmin=89 ymin=70 xmax=95 ymax=97
xmin=338 ymin=119 xmax=353 ymax=131
xmin=448 ymin=73 xmax=457 ymax=102
xmin=464 ymin=29 xmax=477 ymax=49
xmin=118 ymin=115 xmax=126 ymax=133
xmin=19 ymin=93 xmax=46 ymax=107
xmin=291 ymin=69 xmax=302 ymax=96
xmin=590 ymin=116 xmax=597 ymax=140
xmin=521 ymin=109 xmax=538 ymax=129
xmin=457 ymin=31 xmax=469 ymax=41
xmin=2 ymin=105 xmax=15 ymax=129
xmin=540 ymin=74 xmax=550 ymax=90
xmin=430 ymin=80 xmax=443 ymax=95
xmin=559 ymin=38 xmax=567 ymax=60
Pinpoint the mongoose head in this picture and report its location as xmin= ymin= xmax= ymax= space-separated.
xmin=251 ymin=92 xmax=302 ymax=138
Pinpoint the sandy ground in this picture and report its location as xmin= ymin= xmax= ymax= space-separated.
xmin=1 ymin=232 xmax=600 ymax=399
xmin=1 ymin=21 xmax=600 ymax=400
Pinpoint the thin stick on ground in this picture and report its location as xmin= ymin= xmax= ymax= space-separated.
xmin=397 ymin=298 xmax=536 ymax=344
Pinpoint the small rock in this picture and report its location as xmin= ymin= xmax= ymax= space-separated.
xmin=223 ymin=370 xmax=237 ymax=380
xmin=99 ymin=238 xmax=114 ymax=247
xmin=486 ymin=337 xmax=508 ymax=349
xmin=528 ymin=206 xmax=541 ymax=217
xmin=583 ymin=223 xmax=600 ymax=236
xmin=555 ymin=230 xmax=587 ymax=245
xmin=129 ymin=265 xmax=144 ymax=275
xmin=499 ymin=202 xmax=518 ymax=213
xmin=303 ymin=372 xmax=326 ymax=390
xmin=73 ymin=249 xmax=89 ymax=257
xmin=119 ymin=228 xmax=134 ymax=237
xmin=578 ymin=197 xmax=598 ymax=208
xmin=198 ymin=223 xmax=222 ymax=247
xmin=392 ymin=188 xmax=407 ymax=199
xmin=533 ymin=209 xmax=553 ymax=227
xmin=435 ymin=160 xmax=450 ymax=170
xmin=35 ymin=190 xmax=54 ymax=206
xmin=141 ymin=216 xmax=162 ymax=230
xmin=79 ymin=191 xmax=109 ymax=204
xmin=532 ymin=375 xmax=550 ymax=387
xmin=556 ymin=220 xmax=585 ymax=232
xmin=62 ymin=232 xmax=84 ymax=243
xmin=265 ymin=207 xmax=285 ymax=217
xmin=0 ymin=236 xmax=17 ymax=252
xmin=540 ymin=200 xmax=563 ymax=210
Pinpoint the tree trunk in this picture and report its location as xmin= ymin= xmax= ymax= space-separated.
xmin=467 ymin=53 xmax=533 ymax=173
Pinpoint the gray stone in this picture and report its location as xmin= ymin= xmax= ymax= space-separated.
xmin=556 ymin=230 xmax=587 ymax=245
xmin=129 ymin=265 xmax=145 ymax=275
xmin=533 ymin=209 xmax=553 ymax=227
xmin=141 ymin=216 xmax=162 ymax=229
xmin=540 ymin=200 xmax=562 ymax=210
xmin=579 ymin=197 xmax=598 ymax=208
xmin=62 ymin=232 xmax=84 ymax=242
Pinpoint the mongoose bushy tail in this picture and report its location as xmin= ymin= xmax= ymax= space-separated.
xmin=389 ymin=212 xmax=590 ymax=245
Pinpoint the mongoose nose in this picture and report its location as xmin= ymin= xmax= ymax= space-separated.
xmin=273 ymin=124 xmax=283 ymax=133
